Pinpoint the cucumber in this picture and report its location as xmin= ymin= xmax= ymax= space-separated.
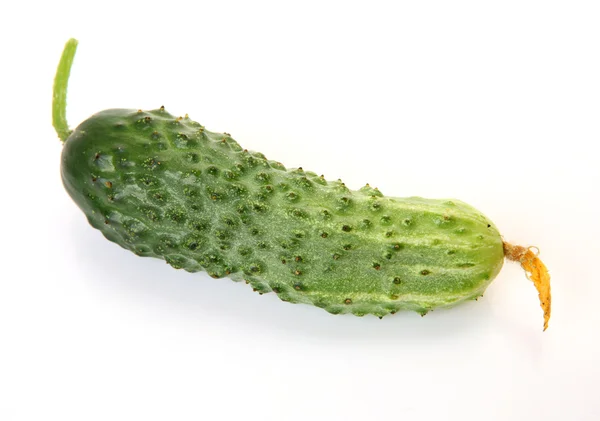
xmin=53 ymin=39 xmax=551 ymax=328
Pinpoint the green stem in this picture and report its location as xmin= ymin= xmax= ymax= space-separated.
xmin=53 ymin=38 xmax=78 ymax=142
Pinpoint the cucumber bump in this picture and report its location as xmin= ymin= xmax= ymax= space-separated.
xmin=53 ymin=38 xmax=551 ymax=329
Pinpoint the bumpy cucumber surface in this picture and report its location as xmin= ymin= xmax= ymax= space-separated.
xmin=61 ymin=108 xmax=504 ymax=317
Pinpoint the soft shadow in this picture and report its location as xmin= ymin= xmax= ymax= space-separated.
xmin=68 ymin=216 xmax=505 ymax=347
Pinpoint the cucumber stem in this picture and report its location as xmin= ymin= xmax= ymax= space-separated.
xmin=504 ymin=242 xmax=551 ymax=331
xmin=53 ymin=38 xmax=78 ymax=142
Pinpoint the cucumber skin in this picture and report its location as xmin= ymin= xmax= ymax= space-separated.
xmin=61 ymin=108 xmax=504 ymax=317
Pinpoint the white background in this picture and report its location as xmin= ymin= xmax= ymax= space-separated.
xmin=1 ymin=1 xmax=599 ymax=420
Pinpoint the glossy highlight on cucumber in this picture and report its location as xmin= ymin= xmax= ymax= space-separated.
xmin=53 ymin=38 xmax=551 ymax=329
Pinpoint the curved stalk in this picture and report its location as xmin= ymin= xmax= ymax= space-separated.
xmin=52 ymin=38 xmax=78 ymax=142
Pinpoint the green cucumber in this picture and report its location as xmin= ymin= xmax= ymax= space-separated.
xmin=53 ymin=39 xmax=551 ymax=328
